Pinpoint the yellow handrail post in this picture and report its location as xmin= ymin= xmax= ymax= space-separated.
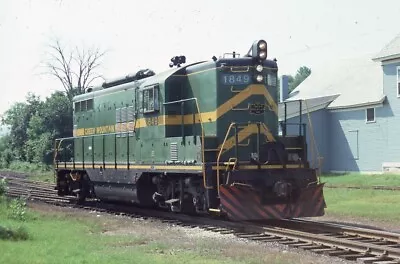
xmin=304 ymin=99 xmax=321 ymax=180
xmin=53 ymin=138 xmax=65 ymax=183
xmin=216 ymin=122 xmax=236 ymax=195
xmin=192 ymin=99 xmax=212 ymax=190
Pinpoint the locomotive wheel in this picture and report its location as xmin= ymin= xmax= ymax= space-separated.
xmin=181 ymin=193 xmax=196 ymax=215
xmin=76 ymin=175 xmax=90 ymax=204
xmin=76 ymin=184 xmax=87 ymax=204
xmin=76 ymin=190 xmax=86 ymax=204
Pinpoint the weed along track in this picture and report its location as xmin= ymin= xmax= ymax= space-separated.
xmin=3 ymin=175 xmax=400 ymax=263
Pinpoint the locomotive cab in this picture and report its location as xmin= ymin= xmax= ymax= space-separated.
xmin=202 ymin=40 xmax=325 ymax=220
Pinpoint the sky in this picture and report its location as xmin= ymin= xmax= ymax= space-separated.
xmin=1 ymin=0 xmax=400 ymax=115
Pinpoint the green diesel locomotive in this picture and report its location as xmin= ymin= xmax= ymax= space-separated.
xmin=54 ymin=40 xmax=325 ymax=221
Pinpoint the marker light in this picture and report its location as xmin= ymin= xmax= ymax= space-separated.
xmin=258 ymin=41 xmax=267 ymax=50
xmin=256 ymin=65 xmax=263 ymax=72
xmin=256 ymin=75 xmax=264 ymax=83
xmin=250 ymin=40 xmax=268 ymax=61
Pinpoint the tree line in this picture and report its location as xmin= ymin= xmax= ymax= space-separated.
xmin=0 ymin=40 xmax=104 ymax=168
xmin=286 ymin=66 xmax=311 ymax=93
xmin=0 ymin=40 xmax=311 ymax=168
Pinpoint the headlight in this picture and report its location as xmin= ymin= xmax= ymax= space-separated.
xmin=258 ymin=51 xmax=267 ymax=60
xmin=256 ymin=75 xmax=264 ymax=83
xmin=256 ymin=65 xmax=263 ymax=72
xmin=258 ymin=41 xmax=267 ymax=50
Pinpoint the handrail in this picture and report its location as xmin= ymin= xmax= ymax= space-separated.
xmin=194 ymin=98 xmax=209 ymax=189
xmin=53 ymin=138 xmax=66 ymax=168
xmin=216 ymin=122 xmax=236 ymax=195
xmin=53 ymin=140 xmax=60 ymax=166
xmin=261 ymin=123 xmax=276 ymax=142
xmin=55 ymin=133 xmax=119 ymax=170
xmin=304 ymin=99 xmax=321 ymax=179
xmin=230 ymin=66 xmax=249 ymax=72
xmin=163 ymin=97 xmax=199 ymax=105
xmin=54 ymin=131 xmax=133 ymax=141
xmin=225 ymin=157 xmax=238 ymax=185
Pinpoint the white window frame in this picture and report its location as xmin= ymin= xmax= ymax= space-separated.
xmin=397 ymin=66 xmax=400 ymax=97
xmin=366 ymin=107 xmax=375 ymax=123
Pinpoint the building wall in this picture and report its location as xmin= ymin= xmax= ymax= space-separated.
xmin=287 ymin=105 xmax=390 ymax=173
xmin=327 ymin=107 xmax=389 ymax=172
xmin=380 ymin=62 xmax=400 ymax=167
xmin=324 ymin=61 xmax=400 ymax=172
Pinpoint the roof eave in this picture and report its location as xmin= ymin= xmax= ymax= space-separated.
xmin=372 ymin=53 xmax=400 ymax=62
xmin=327 ymin=96 xmax=386 ymax=110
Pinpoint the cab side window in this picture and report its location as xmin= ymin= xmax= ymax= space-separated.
xmin=142 ymin=85 xmax=159 ymax=113
xmin=74 ymin=99 xmax=94 ymax=112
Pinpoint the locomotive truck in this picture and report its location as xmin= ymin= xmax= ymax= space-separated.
xmin=54 ymin=40 xmax=326 ymax=221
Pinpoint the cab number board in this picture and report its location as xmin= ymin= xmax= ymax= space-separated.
xmin=221 ymin=74 xmax=251 ymax=85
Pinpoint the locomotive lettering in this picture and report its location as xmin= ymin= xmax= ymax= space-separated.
xmin=145 ymin=116 xmax=159 ymax=126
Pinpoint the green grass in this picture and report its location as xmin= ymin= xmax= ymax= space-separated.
xmin=0 ymin=201 xmax=303 ymax=264
xmin=28 ymin=171 xmax=54 ymax=183
xmin=0 ymin=198 xmax=30 ymax=241
xmin=321 ymin=173 xmax=400 ymax=223
xmin=321 ymin=173 xmax=400 ymax=187
xmin=7 ymin=161 xmax=49 ymax=173
xmin=323 ymin=188 xmax=400 ymax=223
xmin=0 ymin=226 xmax=29 ymax=241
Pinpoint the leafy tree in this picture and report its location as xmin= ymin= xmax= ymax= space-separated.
xmin=26 ymin=92 xmax=73 ymax=163
xmin=289 ymin=66 xmax=311 ymax=93
xmin=39 ymin=91 xmax=73 ymax=138
xmin=1 ymin=91 xmax=73 ymax=165
xmin=1 ymin=94 xmax=43 ymax=161
xmin=0 ymin=135 xmax=13 ymax=167
xmin=277 ymin=66 xmax=312 ymax=100
xmin=26 ymin=131 xmax=54 ymax=164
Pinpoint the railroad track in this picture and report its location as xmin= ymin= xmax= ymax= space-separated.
xmin=3 ymin=176 xmax=71 ymax=204
xmin=325 ymin=185 xmax=400 ymax=191
xmin=2 ymin=175 xmax=400 ymax=264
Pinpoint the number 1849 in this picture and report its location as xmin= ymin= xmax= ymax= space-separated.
xmin=221 ymin=74 xmax=251 ymax=85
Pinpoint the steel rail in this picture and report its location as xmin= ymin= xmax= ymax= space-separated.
xmin=286 ymin=219 xmax=400 ymax=243
xmin=325 ymin=185 xmax=400 ymax=191
xmin=251 ymin=225 xmax=400 ymax=261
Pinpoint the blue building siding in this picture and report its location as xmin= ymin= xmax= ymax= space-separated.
xmin=328 ymin=108 xmax=389 ymax=172
xmin=325 ymin=61 xmax=400 ymax=172
xmin=287 ymin=106 xmax=390 ymax=173
xmin=381 ymin=62 xmax=400 ymax=165
xmin=284 ymin=109 xmax=330 ymax=172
